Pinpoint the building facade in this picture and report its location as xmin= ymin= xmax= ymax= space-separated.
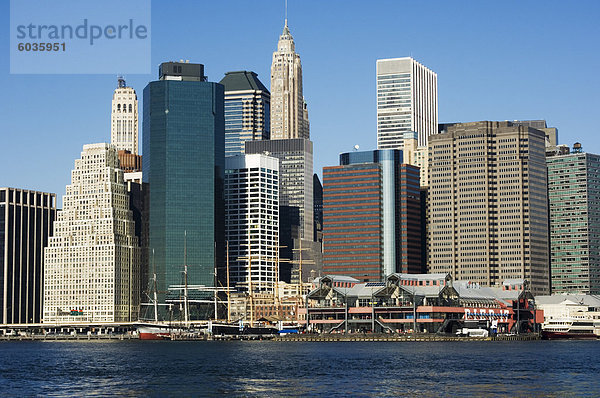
xmin=313 ymin=174 xmax=323 ymax=246
xmin=306 ymin=273 xmax=539 ymax=334
xmin=219 ymin=71 xmax=270 ymax=157
xmin=511 ymin=120 xmax=558 ymax=147
xmin=376 ymin=57 xmax=437 ymax=149
xmin=0 ymin=188 xmax=56 ymax=324
xmin=117 ymin=150 xmax=142 ymax=173
xmin=245 ymin=139 xmax=313 ymax=242
xmin=111 ymin=77 xmax=139 ymax=154
xmin=401 ymin=131 xmax=429 ymax=187
xmin=43 ymin=144 xmax=140 ymax=323
xmin=428 ymin=121 xmax=550 ymax=295
xmin=245 ymin=138 xmax=314 ymax=282
xmin=323 ymin=150 xmax=422 ymax=282
xmin=270 ymin=20 xmax=309 ymax=140
xmin=547 ymin=151 xmax=600 ymax=294
xmin=225 ymin=154 xmax=279 ymax=294
xmin=143 ymin=61 xmax=225 ymax=302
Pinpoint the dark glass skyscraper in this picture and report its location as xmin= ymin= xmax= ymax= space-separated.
xmin=1 ymin=188 xmax=56 ymax=324
xmin=143 ymin=62 xmax=225 ymax=301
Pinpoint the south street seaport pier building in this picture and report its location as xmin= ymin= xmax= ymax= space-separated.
xmin=304 ymin=274 xmax=541 ymax=334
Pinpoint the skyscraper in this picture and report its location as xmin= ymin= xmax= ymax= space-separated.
xmin=245 ymin=138 xmax=314 ymax=282
xmin=400 ymin=131 xmax=429 ymax=187
xmin=376 ymin=57 xmax=437 ymax=149
xmin=428 ymin=121 xmax=550 ymax=295
xmin=511 ymin=120 xmax=558 ymax=146
xmin=225 ymin=154 xmax=279 ymax=293
xmin=245 ymin=139 xmax=313 ymax=242
xmin=43 ymin=143 xmax=140 ymax=323
xmin=547 ymin=148 xmax=600 ymax=294
xmin=143 ymin=61 xmax=225 ymax=302
xmin=111 ymin=77 xmax=139 ymax=154
xmin=323 ymin=150 xmax=422 ymax=282
xmin=0 ymin=188 xmax=56 ymax=324
xmin=270 ymin=20 xmax=309 ymax=140
xmin=313 ymin=174 xmax=323 ymax=245
xmin=219 ymin=71 xmax=270 ymax=157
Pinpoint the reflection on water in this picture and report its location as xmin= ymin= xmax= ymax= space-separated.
xmin=0 ymin=340 xmax=599 ymax=397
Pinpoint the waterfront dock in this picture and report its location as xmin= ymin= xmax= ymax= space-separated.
xmin=0 ymin=334 xmax=138 ymax=341
xmin=273 ymin=333 xmax=541 ymax=342
xmin=1 ymin=332 xmax=544 ymax=342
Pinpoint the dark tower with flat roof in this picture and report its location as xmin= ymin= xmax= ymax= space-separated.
xmin=143 ymin=62 xmax=224 ymax=310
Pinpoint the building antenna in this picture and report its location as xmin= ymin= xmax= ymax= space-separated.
xmin=285 ymin=0 xmax=288 ymax=25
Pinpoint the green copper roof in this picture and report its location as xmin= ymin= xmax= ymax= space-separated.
xmin=219 ymin=71 xmax=269 ymax=94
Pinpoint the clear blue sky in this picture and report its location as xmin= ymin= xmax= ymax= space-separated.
xmin=1 ymin=0 xmax=599 ymax=207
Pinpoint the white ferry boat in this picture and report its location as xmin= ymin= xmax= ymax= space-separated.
xmin=541 ymin=318 xmax=598 ymax=340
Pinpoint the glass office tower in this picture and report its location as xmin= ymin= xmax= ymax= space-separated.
xmin=143 ymin=62 xmax=225 ymax=301
xmin=219 ymin=71 xmax=270 ymax=157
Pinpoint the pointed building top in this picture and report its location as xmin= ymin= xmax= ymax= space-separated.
xmin=281 ymin=19 xmax=292 ymax=39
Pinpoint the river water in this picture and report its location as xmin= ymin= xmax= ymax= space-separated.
xmin=1 ymin=340 xmax=599 ymax=397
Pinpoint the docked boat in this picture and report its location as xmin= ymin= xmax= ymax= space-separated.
xmin=541 ymin=318 xmax=598 ymax=340
xmin=137 ymin=325 xmax=173 ymax=340
xmin=210 ymin=323 xmax=278 ymax=336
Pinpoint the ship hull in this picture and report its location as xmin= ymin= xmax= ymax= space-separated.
xmin=138 ymin=326 xmax=172 ymax=340
xmin=541 ymin=331 xmax=597 ymax=340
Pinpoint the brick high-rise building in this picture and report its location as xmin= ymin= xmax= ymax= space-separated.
xmin=323 ymin=149 xmax=422 ymax=282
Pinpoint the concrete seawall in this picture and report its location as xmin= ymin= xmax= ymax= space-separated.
xmin=273 ymin=333 xmax=541 ymax=342
xmin=1 ymin=333 xmax=543 ymax=342
xmin=0 ymin=334 xmax=137 ymax=341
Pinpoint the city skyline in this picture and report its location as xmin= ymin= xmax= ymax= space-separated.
xmin=3 ymin=3 xmax=600 ymax=396
xmin=1 ymin=1 xmax=599 ymax=206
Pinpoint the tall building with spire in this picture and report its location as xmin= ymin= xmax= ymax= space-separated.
xmin=111 ymin=77 xmax=139 ymax=154
xmin=270 ymin=20 xmax=309 ymax=139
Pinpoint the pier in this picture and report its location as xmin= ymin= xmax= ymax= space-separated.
xmin=0 ymin=332 xmax=543 ymax=342
xmin=0 ymin=334 xmax=138 ymax=342
xmin=273 ymin=333 xmax=541 ymax=342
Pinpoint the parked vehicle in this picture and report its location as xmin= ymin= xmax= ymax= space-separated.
xmin=456 ymin=328 xmax=489 ymax=337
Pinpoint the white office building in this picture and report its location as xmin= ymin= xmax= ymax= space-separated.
xmin=376 ymin=57 xmax=437 ymax=148
xmin=111 ymin=77 xmax=139 ymax=154
xmin=225 ymin=154 xmax=279 ymax=294
xmin=43 ymin=143 xmax=140 ymax=323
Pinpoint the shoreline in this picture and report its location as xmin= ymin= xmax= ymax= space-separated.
xmin=0 ymin=333 xmax=549 ymax=342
